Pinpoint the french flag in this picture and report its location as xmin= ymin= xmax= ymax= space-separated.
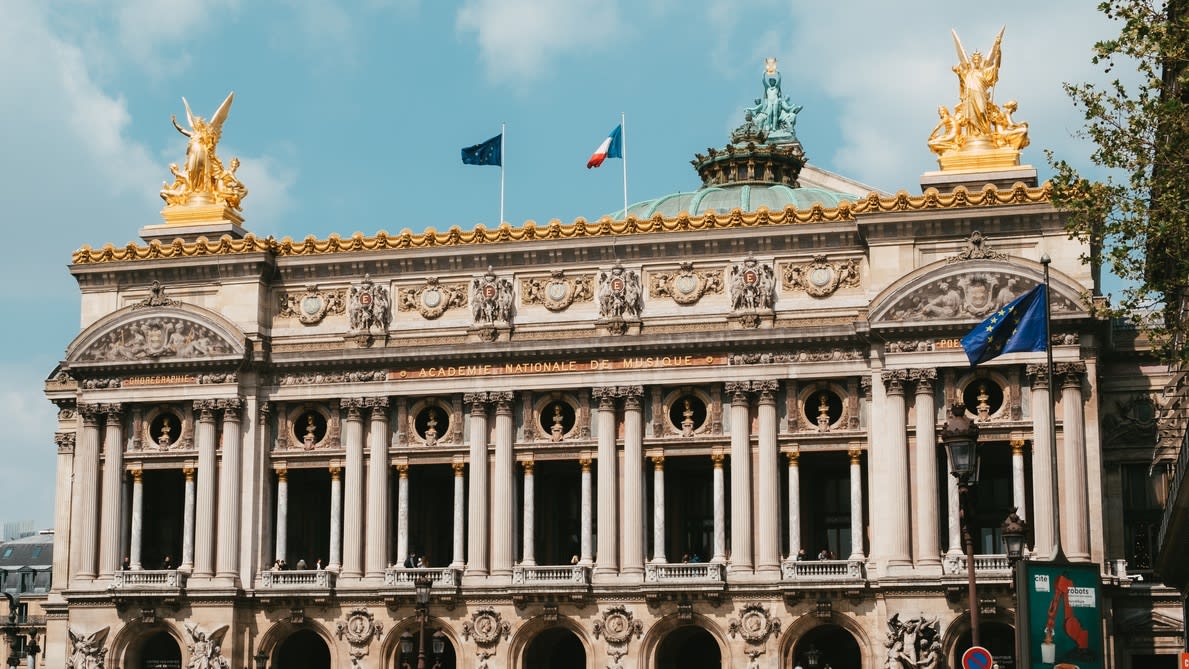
xmin=586 ymin=124 xmax=623 ymax=168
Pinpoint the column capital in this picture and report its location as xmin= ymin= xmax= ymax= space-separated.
xmin=329 ymin=466 xmax=341 ymax=479
xmin=909 ymin=368 xmax=937 ymax=394
xmin=194 ymin=399 xmax=218 ymax=422
xmin=592 ymin=386 xmax=618 ymax=410
xmin=1056 ymin=361 xmax=1087 ymax=388
xmin=464 ymin=392 xmax=490 ymax=413
xmin=396 ymin=463 xmax=409 ymax=477
xmin=1026 ymin=364 xmax=1050 ymax=389
xmin=579 ymin=455 xmax=592 ymax=471
xmin=55 ymin=432 xmax=76 ymax=453
xmin=341 ymin=397 xmax=366 ymax=419
xmin=131 ymin=468 xmax=143 ymax=482
xmin=711 ymin=451 xmax=726 ymax=467
xmin=755 ymin=380 xmax=779 ymax=404
xmin=620 ymin=385 xmax=645 ymax=410
xmin=276 ymin=467 xmax=288 ymax=482
xmin=492 ymin=391 xmax=515 ymax=414
xmin=860 ymin=375 xmax=872 ymax=397
xmin=521 ymin=461 xmax=535 ymax=475
xmin=101 ymin=402 xmax=125 ymax=417
xmin=881 ymin=369 xmax=908 ymax=395
xmin=218 ymin=397 xmax=243 ymax=422
xmin=785 ymin=450 xmax=800 ymax=466
xmin=453 ymin=461 xmax=466 ymax=476
xmin=848 ymin=447 xmax=863 ymax=465
xmin=258 ymin=400 xmax=272 ymax=419
xmin=650 ymin=454 xmax=665 ymax=469
xmin=79 ymin=403 xmax=104 ymax=425
xmin=724 ymin=381 xmax=752 ymax=405
xmin=1010 ymin=439 xmax=1027 ymax=456
xmin=183 ymin=466 xmax=195 ymax=481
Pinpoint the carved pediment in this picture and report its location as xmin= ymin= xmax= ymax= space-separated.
xmin=66 ymin=304 xmax=246 ymax=368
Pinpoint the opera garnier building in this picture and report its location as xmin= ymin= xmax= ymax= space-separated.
xmin=41 ymin=37 xmax=1184 ymax=669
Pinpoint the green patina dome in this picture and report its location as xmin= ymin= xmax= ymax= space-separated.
xmin=624 ymin=183 xmax=858 ymax=219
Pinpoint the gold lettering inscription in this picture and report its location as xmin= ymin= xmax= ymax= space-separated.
xmin=123 ymin=375 xmax=197 ymax=386
xmin=935 ymin=339 xmax=963 ymax=350
xmin=391 ymin=354 xmax=724 ymax=381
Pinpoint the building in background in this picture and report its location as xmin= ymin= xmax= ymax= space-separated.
xmin=1 ymin=531 xmax=52 ymax=666
xmin=40 ymin=53 xmax=1184 ymax=668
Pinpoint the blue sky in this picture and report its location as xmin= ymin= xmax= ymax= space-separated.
xmin=0 ymin=1 xmax=1117 ymax=529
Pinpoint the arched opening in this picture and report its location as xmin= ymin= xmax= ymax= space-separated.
xmin=393 ymin=627 xmax=458 ymax=669
xmin=128 ymin=630 xmax=182 ymax=669
xmin=793 ymin=624 xmax=862 ymax=669
xmin=655 ymin=626 xmax=719 ymax=669
xmin=953 ymin=621 xmax=1016 ymax=669
xmin=273 ymin=628 xmax=331 ymax=669
xmin=523 ymin=627 xmax=585 ymax=669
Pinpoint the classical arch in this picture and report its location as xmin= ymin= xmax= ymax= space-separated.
xmin=257 ymin=619 xmax=338 ymax=669
xmin=639 ymin=613 xmax=729 ymax=669
xmin=106 ymin=621 xmax=186 ymax=669
xmin=379 ymin=614 xmax=461 ymax=669
xmin=508 ymin=614 xmax=592 ymax=669
xmin=779 ymin=610 xmax=874 ymax=669
xmin=941 ymin=610 xmax=1017 ymax=669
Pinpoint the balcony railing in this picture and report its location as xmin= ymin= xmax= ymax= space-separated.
xmin=512 ymin=565 xmax=590 ymax=585
xmin=259 ymin=569 xmax=335 ymax=589
xmin=943 ymin=553 xmax=1011 ymax=576
xmin=113 ymin=569 xmax=187 ymax=589
xmin=644 ymin=562 xmax=724 ymax=583
xmin=781 ymin=559 xmax=865 ymax=582
xmin=383 ymin=567 xmax=461 ymax=588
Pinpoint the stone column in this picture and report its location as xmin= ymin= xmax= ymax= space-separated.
xmin=465 ymin=393 xmax=490 ymax=576
xmin=451 ymin=461 xmax=466 ymax=568
xmin=880 ymin=370 xmax=912 ymax=570
xmin=181 ymin=467 xmax=196 ymax=570
xmin=98 ymin=403 xmax=125 ymax=577
xmin=275 ymin=468 xmax=288 ymax=563
xmin=580 ymin=455 xmax=594 ymax=564
xmin=725 ymin=382 xmax=753 ymax=571
xmin=651 ymin=456 xmax=666 ymax=563
xmin=492 ymin=392 xmax=516 ymax=577
xmin=911 ymin=369 xmax=941 ymax=568
xmin=395 ymin=464 xmax=409 ymax=568
xmin=849 ymin=447 xmax=865 ymax=560
xmin=787 ymin=450 xmax=801 ymax=560
xmin=129 ymin=469 xmax=144 ymax=570
xmin=328 ymin=467 xmax=342 ymax=570
xmin=1059 ymin=363 xmax=1091 ymax=561
xmin=711 ymin=451 xmax=727 ymax=563
xmin=621 ymin=386 xmax=645 ymax=576
xmin=193 ymin=400 xmax=218 ymax=578
xmin=366 ymin=397 xmax=391 ymax=577
xmin=593 ymin=387 xmax=619 ymax=576
xmin=216 ymin=398 xmax=243 ymax=579
xmin=1011 ymin=438 xmax=1028 ymax=521
xmin=341 ymin=398 xmax=365 ymax=578
xmin=71 ymin=404 xmax=103 ymax=580
xmin=1027 ymin=364 xmax=1056 ymax=559
xmin=755 ymin=381 xmax=780 ymax=575
xmin=522 ymin=461 xmax=536 ymax=566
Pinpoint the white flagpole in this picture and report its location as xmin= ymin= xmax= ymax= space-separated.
xmin=500 ymin=122 xmax=506 ymax=226
xmin=621 ymin=112 xmax=629 ymax=220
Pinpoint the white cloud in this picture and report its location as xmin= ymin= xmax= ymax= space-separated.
xmin=457 ymin=0 xmax=622 ymax=85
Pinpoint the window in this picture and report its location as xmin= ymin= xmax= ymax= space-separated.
xmin=30 ymin=545 xmax=43 ymax=559
xmin=1121 ymin=463 xmax=1162 ymax=570
xmin=1 ymin=547 xmax=12 ymax=558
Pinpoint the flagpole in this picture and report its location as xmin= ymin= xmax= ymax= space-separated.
xmin=499 ymin=122 xmax=506 ymax=226
xmin=1041 ymin=254 xmax=1065 ymax=561
xmin=620 ymin=112 xmax=629 ymax=220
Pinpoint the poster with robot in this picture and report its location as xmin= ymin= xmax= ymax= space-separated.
xmin=1022 ymin=561 xmax=1103 ymax=669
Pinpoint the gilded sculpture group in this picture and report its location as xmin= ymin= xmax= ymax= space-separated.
xmin=927 ymin=27 xmax=1030 ymax=159
xmin=160 ymin=92 xmax=249 ymax=210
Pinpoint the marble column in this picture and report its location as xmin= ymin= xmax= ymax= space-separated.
xmin=593 ymin=387 xmax=619 ymax=575
xmin=849 ymin=447 xmax=865 ymax=560
xmin=911 ymin=369 xmax=941 ymax=568
xmin=181 ymin=467 xmax=196 ymax=570
xmin=521 ymin=461 xmax=536 ymax=566
xmin=365 ymin=397 xmax=391 ymax=577
xmin=216 ymin=398 xmax=243 ymax=579
xmin=396 ymin=464 xmax=409 ymax=568
xmin=711 ymin=452 xmax=727 ymax=563
xmin=1011 ymin=438 xmax=1028 ymax=521
xmin=99 ymin=403 xmax=125 ymax=577
xmin=193 ymin=400 xmax=218 ymax=578
xmin=341 ymin=398 xmax=365 ymax=578
xmin=787 ymin=450 xmax=801 ymax=560
xmin=651 ymin=456 xmax=666 ymax=563
xmin=725 ymin=382 xmax=753 ymax=571
xmin=756 ymin=381 xmax=780 ymax=575
xmin=492 ymin=392 xmax=516 ymax=576
xmin=274 ymin=469 xmax=288 ymax=563
xmin=451 ymin=462 xmax=466 ymax=568
xmin=71 ymin=404 xmax=102 ymax=580
xmin=1027 ymin=364 xmax=1056 ymax=559
xmin=465 ymin=393 xmax=490 ymax=576
xmin=580 ymin=456 xmax=594 ymax=564
xmin=328 ymin=467 xmax=342 ymax=570
xmin=621 ymin=387 xmax=645 ymax=576
xmin=880 ymin=370 xmax=912 ymax=569
xmin=946 ymin=463 xmax=962 ymax=559
xmin=1059 ymin=363 xmax=1091 ymax=561
xmin=129 ymin=469 xmax=144 ymax=570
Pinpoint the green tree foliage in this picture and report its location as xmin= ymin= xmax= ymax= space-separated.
xmin=1049 ymin=0 xmax=1189 ymax=362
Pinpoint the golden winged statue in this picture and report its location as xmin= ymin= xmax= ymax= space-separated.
xmin=160 ymin=92 xmax=248 ymax=209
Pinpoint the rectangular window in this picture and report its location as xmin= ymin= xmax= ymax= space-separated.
xmin=1121 ymin=463 xmax=1161 ymax=570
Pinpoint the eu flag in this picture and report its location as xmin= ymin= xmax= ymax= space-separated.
xmin=960 ymin=284 xmax=1048 ymax=366
xmin=461 ymin=134 xmax=502 ymax=166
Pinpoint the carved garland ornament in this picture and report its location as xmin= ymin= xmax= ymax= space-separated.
xmin=592 ymin=606 xmax=644 ymax=667
xmin=728 ymin=603 xmax=781 ymax=646
xmin=278 ymin=285 xmax=346 ymax=324
xmin=399 ymin=277 xmax=468 ymax=319
xmin=520 ymin=270 xmax=594 ymax=312
xmin=782 ymin=255 xmax=860 ymax=297
xmin=649 ymin=262 xmax=724 ymax=305
xmin=336 ymin=609 xmax=383 ymax=662
xmin=462 ymin=607 xmax=511 ymax=646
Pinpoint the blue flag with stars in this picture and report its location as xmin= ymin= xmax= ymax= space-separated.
xmin=461 ymin=133 xmax=502 ymax=166
xmin=960 ymin=284 xmax=1048 ymax=366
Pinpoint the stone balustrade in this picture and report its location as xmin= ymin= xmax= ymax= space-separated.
xmin=512 ymin=565 xmax=590 ymax=585
xmin=383 ymin=567 xmax=461 ymax=588
xmin=113 ymin=569 xmax=187 ymax=589
xmin=644 ymin=562 xmax=724 ymax=583
xmin=259 ymin=569 xmax=335 ymax=589
xmin=780 ymin=559 xmax=865 ymax=582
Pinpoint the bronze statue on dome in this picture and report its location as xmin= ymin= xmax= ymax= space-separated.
xmin=742 ymin=58 xmax=802 ymax=144
xmin=160 ymin=92 xmax=249 ymax=210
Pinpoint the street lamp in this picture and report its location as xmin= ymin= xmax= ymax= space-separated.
xmin=431 ymin=631 xmax=446 ymax=669
xmin=253 ymin=649 xmax=268 ymax=669
xmin=941 ymin=402 xmax=981 ymax=648
xmin=413 ymin=572 xmax=433 ymax=669
xmin=804 ymin=644 xmax=822 ymax=668
xmin=1002 ymin=509 xmax=1028 ymax=669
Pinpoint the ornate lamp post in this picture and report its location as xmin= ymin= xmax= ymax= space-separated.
xmin=804 ymin=644 xmax=822 ymax=668
xmin=414 ymin=572 xmax=433 ymax=669
xmin=942 ymin=402 xmax=981 ymax=648
xmin=1002 ymin=509 xmax=1028 ymax=668
xmin=431 ymin=631 xmax=446 ymax=669
xmin=253 ymin=649 xmax=268 ymax=669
